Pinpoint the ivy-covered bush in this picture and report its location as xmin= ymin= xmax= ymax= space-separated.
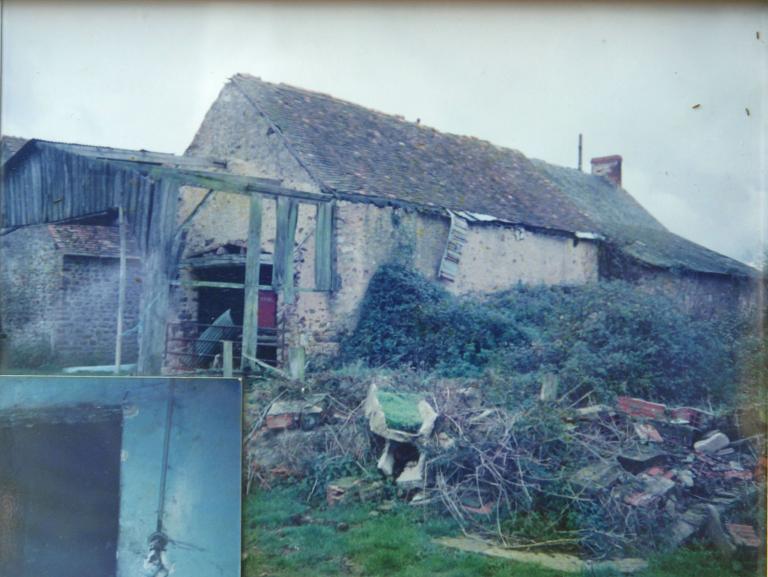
xmin=340 ymin=263 xmax=753 ymax=407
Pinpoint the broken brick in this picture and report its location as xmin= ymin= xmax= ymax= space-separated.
xmin=726 ymin=523 xmax=761 ymax=548
xmin=625 ymin=492 xmax=658 ymax=507
xmin=669 ymin=406 xmax=711 ymax=428
xmin=634 ymin=422 xmax=663 ymax=443
xmin=265 ymin=413 xmax=298 ymax=430
xmin=617 ymin=396 xmax=666 ymax=420
xmin=723 ymin=469 xmax=753 ymax=481
xmin=462 ymin=502 xmax=494 ymax=515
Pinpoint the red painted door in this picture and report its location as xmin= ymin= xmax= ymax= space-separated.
xmin=258 ymin=291 xmax=277 ymax=329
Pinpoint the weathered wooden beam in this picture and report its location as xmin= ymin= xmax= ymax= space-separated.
xmin=287 ymin=346 xmax=306 ymax=381
xmin=107 ymin=160 xmax=331 ymax=203
xmin=179 ymin=253 xmax=272 ymax=269
xmin=137 ymin=178 xmax=179 ymax=375
xmin=170 ymin=279 xmax=275 ymax=291
xmin=314 ymin=201 xmax=334 ymax=291
xmin=222 ymin=340 xmax=234 ymax=378
xmin=114 ymin=205 xmax=127 ymax=374
xmin=241 ymin=194 xmax=263 ymax=371
xmin=274 ymin=197 xmax=299 ymax=303
xmin=172 ymin=280 xmax=245 ymax=290
xmin=174 ymin=188 xmax=214 ymax=241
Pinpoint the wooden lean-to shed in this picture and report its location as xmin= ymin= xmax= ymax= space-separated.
xmin=0 ymin=139 xmax=334 ymax=374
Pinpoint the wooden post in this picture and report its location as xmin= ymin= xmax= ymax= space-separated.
xmin=288 ymin=346 xmax=306 ymax=381
xmin=314 ymin=201 xmax=334 ymax=291
xmin=137 ymin=179 xmax=179 ymax=375
xmin=222 ymin=340 xmax=233 ymax=378
xmin=539 ymin=373 xmax=559 ymax=403
xmin=241 ymin=193 xmax=262 ymax=371
xmin=114 ymin=205 xmax=127 ymax=374
xmin=274 ymin=197 xmax=299 ymax=303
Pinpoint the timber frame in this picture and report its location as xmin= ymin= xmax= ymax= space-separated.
xmin=0 ymin=140 xmax=336 ymax=375
xmin=137 ymin=167 xmax=335 ymax=375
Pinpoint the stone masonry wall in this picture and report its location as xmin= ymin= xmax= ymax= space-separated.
xmin=291 ymin=201 xmax=598 ymax=358
xmin=598 ymin=246 xmax=758 ymax=318
xmin=55 ymin=255 xmax=143 ymax=366
xmin=175 ymin=189 xmax=599 ymax=362
xmin=633 ymin=267 xmax=757 ymax=318
xmin=0 ymin=225 xmax=143 ymax=368
xmin=0 ymin=225 xmax=61 ymax=368
xmin=450 ymin=225 xmax=599 ymax=292
xmin=182 ymin=81 xmax=600 ymax=363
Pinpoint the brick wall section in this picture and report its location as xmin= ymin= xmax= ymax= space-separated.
xmin=0 ymin=224 xmax=142 ymax=368
xmin=0 ymin=226 xmax=61 ymax=367
xmin=55 ymin=255 xmax=142 ymax=366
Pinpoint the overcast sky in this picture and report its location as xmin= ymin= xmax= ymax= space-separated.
xmin=2 ymin=1 xmax=766 ymax=264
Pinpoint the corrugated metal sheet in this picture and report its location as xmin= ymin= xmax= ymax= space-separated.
xmin=438 ymin=210 xmax=469 ymax=282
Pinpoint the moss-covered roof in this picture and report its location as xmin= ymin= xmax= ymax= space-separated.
xmin=211 ymin=75 xmax=753 ymax=278
xmin=531 ymin=160 xmax=755 ymax=277
xmin=1 ymin=135 xmax=27 ymax=164
xmin=218 ymin=74 xmax=593 ymax=234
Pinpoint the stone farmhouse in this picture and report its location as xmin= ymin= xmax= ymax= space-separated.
xmin=0 ymin=74 xmax=757 ymax=373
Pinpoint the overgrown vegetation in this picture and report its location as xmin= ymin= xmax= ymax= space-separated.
xmin=247 ymin=264 xmax=765 ymax=575
xmin=243 ymin=485 xmax=757 ymax=577
xmin=341 ymin=263 xmax=757 ymax=407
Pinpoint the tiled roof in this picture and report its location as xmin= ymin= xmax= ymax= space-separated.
xmin=225 ymin=74 xmax=593 ymax=233
xmin=1 ymin=135 xmax=28 ymax=164
xmin=531 ymin=160 xmax=755 ymax=277
xmin=48 ymin=224 xmax=140 ymax=258
xmin=222 ymin=75 xmax=753 ymax=277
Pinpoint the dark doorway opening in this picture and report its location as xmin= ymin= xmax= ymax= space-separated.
xmin=0 ymin=409 xmax=122 ymax=577
xmin=196 ymin=265 xmax=248 ymax=326
xmin=194 ymin=263 xmax=278 ymax=365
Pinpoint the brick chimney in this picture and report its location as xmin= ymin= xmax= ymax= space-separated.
xmin=590 ymin=155 xmax=622 ymax=187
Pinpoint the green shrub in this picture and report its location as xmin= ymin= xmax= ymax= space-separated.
xmin=340 ymin=263 xmax=752 ymax=407
xmin=340 ymin=264 xmax=526 ymax=375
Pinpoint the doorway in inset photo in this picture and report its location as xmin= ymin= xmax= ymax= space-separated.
xmin=0 ymin=410 xmax=122 ymax=577
xmin=0 ymin=376 xmax=242 ymax=577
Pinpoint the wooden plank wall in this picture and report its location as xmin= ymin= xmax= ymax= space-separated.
xmin=136 ymin=178 xmax=179 ymax=374
xmin=1 ymin=145 xmax=156 ymax=252
xmin=314 ymin=201 xmax=335 ymax=291
xmin=241 ymin=194 xmax=263 ymax=371
xmin=2 ymin=143 xmax=338 ymax=374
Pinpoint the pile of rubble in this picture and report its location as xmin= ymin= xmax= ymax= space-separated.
xmin=245 ymin=378 xmax=764 ymax=561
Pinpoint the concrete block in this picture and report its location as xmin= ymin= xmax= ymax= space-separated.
xmin=694 ymin=432 xmax=730 ymax=453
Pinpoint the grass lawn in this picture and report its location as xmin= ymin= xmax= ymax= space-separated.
xmin=243 ymin=487 xmax=758 ymax=577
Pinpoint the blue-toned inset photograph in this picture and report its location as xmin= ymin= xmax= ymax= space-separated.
xmin=0 ymin=376 xmax=242 ymax=577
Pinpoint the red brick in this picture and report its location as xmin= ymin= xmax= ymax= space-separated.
xmin=726 ymin=523 xmax=760 ymax=547
xmin=265 ymin=413 xmax=298 ymax=430
xmin=617 ymin=397 xmax=666 ymax=420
